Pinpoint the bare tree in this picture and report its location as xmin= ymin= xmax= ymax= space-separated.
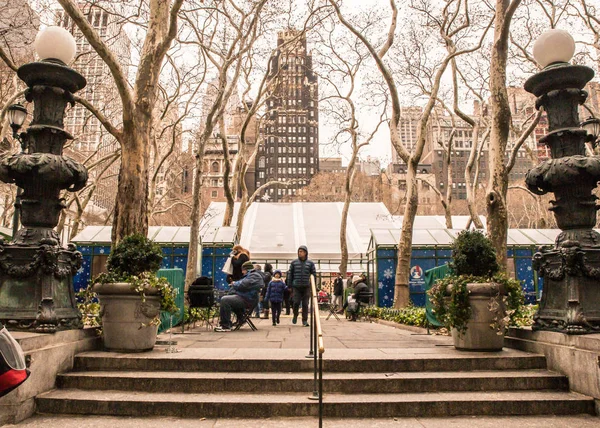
xmin=56 ymin=0 xmax=184 ymax=244
xmin=330 ymin=0 xmax=491 ymax=307
xmin=316 ymin=20 xmax=384 ymax=275
xmin=183 ymin=0 xmax=270 ymax=287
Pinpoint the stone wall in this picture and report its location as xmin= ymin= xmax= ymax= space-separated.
xmin=0 ymin=328 xmax=100 ymax=425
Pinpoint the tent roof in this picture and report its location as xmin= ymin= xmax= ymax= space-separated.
xmin=72 ymin=226 xmax=193 ymax=244
xmin=392 ymin=215 xmax=486 ymax=229
xmin=200 ymin=202 xmax=393 ymax=260
xmin=369 ymin=227 xmax=569 ymax=248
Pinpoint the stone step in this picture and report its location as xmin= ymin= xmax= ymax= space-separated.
xmin=36 ymin=389 xmax=595 ymax=418
xmin=73 ymin=351 xmax=548 ymax=373
xmin=56 ymin=370 xmax=569 ymax=394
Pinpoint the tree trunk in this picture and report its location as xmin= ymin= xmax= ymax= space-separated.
xmin=185 ymin=140 xmax=207 ymax=290
xmin=394 ymin=160 xmax=418 ymax=308
xmin=236 ymin=196 xmax=248 ymax=240
xmin=221 ymin=118 xmax=235 ymax=227
xmin=111 ymin=120 xmax=149 ymax=245
xmin=339 ymin=168 xmax=355 ymax=277
xmin=486 ymin=0 xmax=515 ymax=269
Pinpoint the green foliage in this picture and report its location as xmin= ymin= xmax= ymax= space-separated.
xmin=184 ymin=306 xmax=219 ymax=324
xmin=75 ymin=286 xmax=101 ymax=331
xmin=428 ymin=272 xmax=526 ymax=336
xmin=106 ymin=234 xmax=163 ymax=278
xmin=451 ymin=230 xmax=499 ymax=277
xmin=362 ymin=306 xmax=426 ymax=327
xmin=80 ymin=234 xmax=178 ymax=329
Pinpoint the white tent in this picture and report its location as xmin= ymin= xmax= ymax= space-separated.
xmin=201 ymin=202 xmax=394 ymax=263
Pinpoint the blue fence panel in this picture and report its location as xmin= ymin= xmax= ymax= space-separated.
xmin=409 ymin=258 xmax=436 ymax=307
xmin=377 ymin=249 xmax=396 ymax=258
xmin=413 ymin=249 xmax=436 ymax=258
xmin=436 ymin=249 xmax=451 ymax=258
xmin=74 ymin=254 xmax=92 ymax=292
xmin=214 ymin=256 xmax=229 ymax=290
xmin=376 ymin=256 xmax=396 ymax=307
xmin=161 ymin=256 xmax=172 ymax=269
xmin=79 ymin=245 xmax=92 ymax=256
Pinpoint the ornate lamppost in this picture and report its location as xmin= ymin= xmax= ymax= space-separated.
xmin=6 ymin=103 xmax=28 ymax=238
xmin=0 ymin=27 xmax=88 ymax=333
xmin=525 ymin=29 xmax=600 ymax=334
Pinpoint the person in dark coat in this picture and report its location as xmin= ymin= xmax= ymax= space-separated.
xmin=333 ymin=273 xmax=344 ymax=311
xmin=230 ymin=245 xmax=250 ymax=281
xmin=265 ymin=270 xmax=287 ymax=326
xmin=287 ymin=245 xmax=317 ymax=326
xmin=261 ymin=263 xmax=274 ymax=319
xmin=283 ymin=284 xmax=292 ymax=315
xmin=253 ymin=264 xmax=265 ymax=318
xmin=347 ymin=275 xmax=370 ymax=321
xmin=215 ymin=261 xmax=262 ymax=332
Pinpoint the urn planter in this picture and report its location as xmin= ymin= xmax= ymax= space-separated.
xmin=449 ymin=282 xmax=506 ymax=352
xmin=93 ymin=282 xmax=160 ymax=352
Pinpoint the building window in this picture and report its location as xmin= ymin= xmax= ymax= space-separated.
xmin=211 ymin=162 xmax=219 ymax=173
xmin=211 ymin=190 xmax=218 ymax=198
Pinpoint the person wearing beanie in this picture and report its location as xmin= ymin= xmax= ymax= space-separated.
xmin=287 ymin=245 xmax=317 ymax=326
xmin=333 ymin=272 xmax=344 ymax=312
xmin=260 ymin=263 xmax=274 ymax=319
xmin=265 ymin=270 xmax=287 ymax=326
xmin=215 ymin=261 xmax=263 ymax=332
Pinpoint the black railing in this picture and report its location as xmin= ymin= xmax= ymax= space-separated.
xmin=307 ymin=274 xmax=324 ymax=427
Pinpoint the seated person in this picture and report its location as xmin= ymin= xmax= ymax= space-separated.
xmin=346 ymin=295 xmax=359 ymax=321
xmin=353 ymin=278 xmax=370 ymax=305
xmin=215 ymin=261 xmax=263 ymax=332
xmin=345 ymin=275 xmax=370 ymax=321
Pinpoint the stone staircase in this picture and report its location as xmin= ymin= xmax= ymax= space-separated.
xmin=35 ymin=349 xmax=596 ymax=418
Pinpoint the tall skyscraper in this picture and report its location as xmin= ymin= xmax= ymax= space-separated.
xmin=255 ymin=29 xmax=319 ymax=202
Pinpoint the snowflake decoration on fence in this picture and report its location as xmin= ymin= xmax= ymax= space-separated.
xmin=383 ymin=268 xmax=393 ymax=279
xmin=378 ymin=281 xmax=384 ymax=289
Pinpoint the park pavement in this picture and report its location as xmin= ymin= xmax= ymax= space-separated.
xmin=9 ymin=313 xmax=599 ymax=427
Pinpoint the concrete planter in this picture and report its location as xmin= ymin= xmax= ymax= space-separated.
xmin=450 ymin=282 xmax=506 ymax=352
xmin=93 ymin=282 xmax=160 ymax=353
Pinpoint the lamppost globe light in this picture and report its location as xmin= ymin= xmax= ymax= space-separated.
xmin=532 ymin=29 xmax=575 ymax=68
xmin=7 ymin=103 xmax=28 ymax=130
xmin=33 ymin=26 xmax=76 ymax=64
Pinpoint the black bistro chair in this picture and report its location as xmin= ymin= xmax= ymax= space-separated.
xmin=356 ymin=291 xmax=374 ymax=322
xmin=187 ymin=276 xmax=217 ymax=331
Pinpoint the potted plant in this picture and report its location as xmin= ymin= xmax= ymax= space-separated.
xmin=428 ymin=230 xmax=525 ymax=351
xmin=91 ymin=234 xmax=178 ymax=352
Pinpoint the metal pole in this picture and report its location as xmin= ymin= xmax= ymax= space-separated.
xmin=306 ymin=287 xmax=314 ymax=358
xmin=319 ymin=353 xmax=323 ymax=427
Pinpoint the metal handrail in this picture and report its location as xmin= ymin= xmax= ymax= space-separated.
xmin=310 ymin=274 xmax=325 ymax=354
xmin=308 ymin=274 xmax=324 ymax=427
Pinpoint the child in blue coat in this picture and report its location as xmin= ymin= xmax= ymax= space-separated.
xmin=265 ymin=270 xmax=287 ymax=326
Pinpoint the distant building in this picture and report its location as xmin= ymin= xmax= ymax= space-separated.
xmin=56 ymin=3 xmax=130 ymax=215
xmin=358 ymin=156 xmax=381 ymax=176
xmin=391 ymin=107 xmax=424 ymax=163
xmin=319 ymin=157 xmax=345 ymax=173
xmin=202 ymin=135 xmax=240 ymax=202
xmin=255 ymin=29 xmax=319 ymax=202
xmin=198 ymin=83 xmax=259 ymax=202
